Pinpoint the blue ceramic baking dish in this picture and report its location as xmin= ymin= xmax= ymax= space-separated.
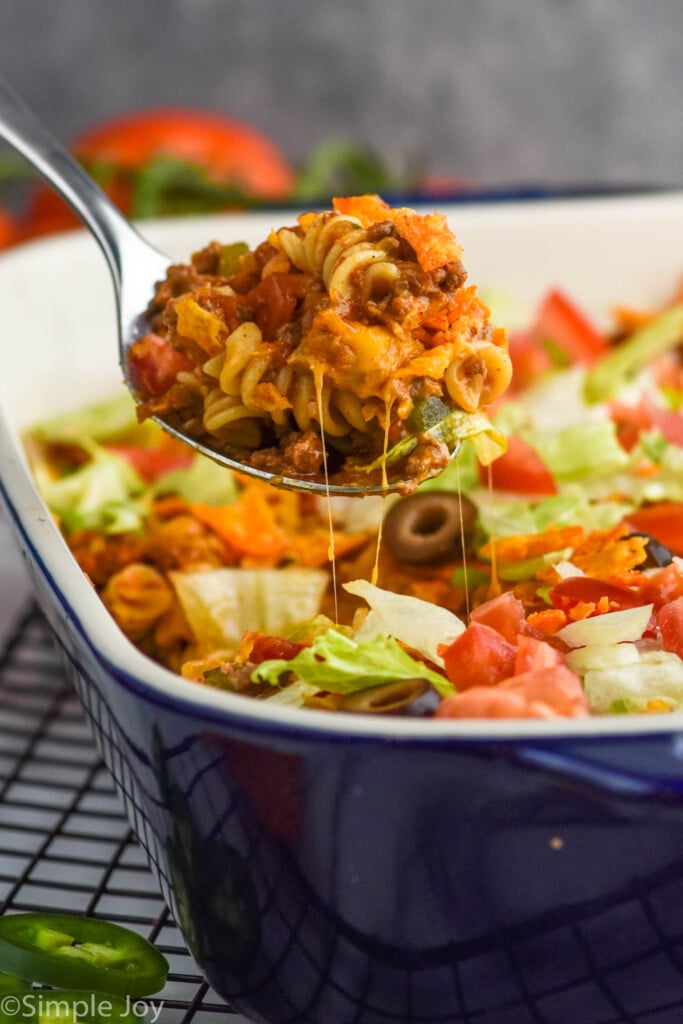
xmin=3 ymin=197 xmax=683 ymax=1024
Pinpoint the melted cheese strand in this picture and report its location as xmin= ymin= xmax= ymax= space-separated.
xmin=370 ymin=401 xmax=392 ymax=586
xmin=456 ymin=457 xmax=471 ymax=621
xmin=314 ymin=367 xmax=339 ymax=624
xmin=485 ymin=462 xmax=501 ymax=600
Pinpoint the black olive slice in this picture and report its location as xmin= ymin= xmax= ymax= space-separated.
xmin=382 ymin=491 xmax=477 ymax=564
xmin=625 ymin=530 xmax=675 ymax=568
xmin=340 ymin=678 xmax=441 ymax=716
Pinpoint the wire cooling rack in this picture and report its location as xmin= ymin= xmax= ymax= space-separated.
xmin=0 ymin=601 xmax=250 ymax=1024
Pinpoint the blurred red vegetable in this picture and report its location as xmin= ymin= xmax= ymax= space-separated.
xmin=20 ymin=107 xmax=295 ymax=238
xmin=0 ymin=109 xmax=466 ymax=246
xmin=480 ymin=433 xmax=557 ymax=496
xmin=0 ymin=203 xmax=18 ymax=250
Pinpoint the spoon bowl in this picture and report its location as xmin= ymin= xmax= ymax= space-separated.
xmin=0 ymin=79 xmax=458 ymax=495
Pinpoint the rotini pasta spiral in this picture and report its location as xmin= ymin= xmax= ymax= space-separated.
xmin=129 ymin=195 xmax=510 ymax=488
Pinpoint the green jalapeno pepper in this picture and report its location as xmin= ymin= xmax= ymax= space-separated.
xmin=0 ymin=914 xmax=168 ymax=998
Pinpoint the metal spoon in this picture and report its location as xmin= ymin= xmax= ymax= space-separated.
xmin=0 ymin=79 xmax=456 ymax=496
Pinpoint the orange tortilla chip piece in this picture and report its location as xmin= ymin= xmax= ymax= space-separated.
xmin=570 ymin=525 xmax=648 ymax=579
xmin=286 ymin=529 xmax=369 ymax=568
xmin=332 ymin=195 xmax=462 ymax=272
xmin=191 ymin=487 xmax=290 ymax=562
xmin=526 ymin=608 xmax=568 ymax=635
xmin=333 ymin=194 xmax=390 ymax=224
xmin=390 ymin=209 xmax=462 ymax=272
xmin=480 ymin=525 xmax=585 ymax=564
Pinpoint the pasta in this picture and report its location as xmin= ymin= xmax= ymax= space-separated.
xmin=128 ymin=195 xmax=510 ymax=489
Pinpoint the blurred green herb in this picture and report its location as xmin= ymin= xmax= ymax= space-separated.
xmin=292 ymin=139 xmax=401 ymax=202
xmin=128 ymin=155 xmax=258 ymax=218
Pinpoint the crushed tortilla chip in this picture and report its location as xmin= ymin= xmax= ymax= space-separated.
xmin=567 ymin=596 xmax=613 ymax=621
xmin=333 ymin=194 xmax=390 ymax=225
xmin=174 ymin=294 xmax=226 ymax=354
xmin=480 ymin=525 xmax=585 ymax=564
xmin=526 ymin=608 xmax=568 ymax=635
xmin=611 ymin=305 xmax=655 ymax=334
xmin=192 ymin=486 xmax=290 ymax=563
xmin=644 ymin=699 xmax=675 ymax=713
xmin=332 ymin=195 xmax=462 ymax=272
xmin=569 ymin=525 xmax=649 ymax=579
xmin=286 ymin=528 xmax=369 ymax=568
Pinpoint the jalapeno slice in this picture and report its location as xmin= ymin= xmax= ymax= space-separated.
xmin=0 ymin=914 xmax=168 ymax=997
xmin=0 ymin=970 xmax=29 ymax=994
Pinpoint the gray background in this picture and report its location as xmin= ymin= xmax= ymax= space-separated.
xmin=3 ymin=0 xmax=683 ymax=192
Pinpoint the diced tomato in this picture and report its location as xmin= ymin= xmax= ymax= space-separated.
xmin=105 ymin=441 xmax=193 ymax=482
xmin=436 ymin=686 xmax=555 ymax=719
xmin=623 ymin=503 xmax=683 ymax=557
xmin=470 ymin=591 xmax=527 ymax=644
xmin=0 ymin=204 xmax=18 ymax=250
xmin=632 ymin=562 xmax=683 ymax=610
xmin=440 ymin=622 xmax=516 ymax=690
xmin=513 ymin=634 xmax=565 ymax=675
xmin=507 ymin=328 xmax=554 ymax=390
xmin=531 ymin=288 xmax=608 ymax=366
xmin=657 ymin=597 xmax=683 ymax=658
xmin=21 ymin=109 xmax=294 ymax=238
xmin=71 ymin=109 xmax=293 ymax=196
xmin=127 ymin=332 xmax=194 ymax=397
xmin=436 ymin=663 xmax=589 ymax=719
xmin=610 ymin=394 xmax=683 ymax=450
xmin=248 ymin=273 xmax=301 ymax=339
xmin=243 ymin=632 xmax=306 ymax=665
xmin=481 ymin=434 xmax=557 ymax=496
xmin=500 ymin=664 xmax=589 ymax=717
xmin=548 ymin=575 xmax=644 ymax=615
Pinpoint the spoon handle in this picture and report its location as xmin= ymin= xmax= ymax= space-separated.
xmin=0 ymin=76 xmax=146 ymax=287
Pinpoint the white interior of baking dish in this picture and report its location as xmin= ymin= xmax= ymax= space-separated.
xmin=2 ymin=193 xmax=683 ymax=739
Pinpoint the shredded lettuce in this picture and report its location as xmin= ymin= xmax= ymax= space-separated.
xmin=629 ymin=442 xmax=683 ymax=504
xmin=473 ymin=485 xmax=631 ymax=541
xmin=583 ymin=651 xmax=683 ymax=714
xmin=495 ymin=366 xmax=598 ymax=435
xmin=557 ymin=604 xmax=654 ymax=649
xmin=343 ymin=578 xmax=465 ymax=666
xmin=577 ymin=436 xmax=683 ymax=505
xmin=152 ymin=454 xmax=238 ymax=505
xmin=285 ymin=615 xmax=353 ymax=643
xmin=362 ymin=408 xmax=507 ymax=473
xmin=523 ymin=420 xmax=629 ymax=483
xmin=169 ymin=567 xmax=328 ymax=653
xmin=496 ymin=549 xmax=574 ymax=582
xmin=31 ymin=391 xmax=149 ymax=444
xmin=252 ymin=629 xmax=454 ymax=697
xmin=33 ymin=440 xmax=148 ymax=533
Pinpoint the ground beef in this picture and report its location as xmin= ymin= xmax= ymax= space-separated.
xmin=404 ymin=436 xmax=451 ymax=483
xmin=283 ymin=430 xmax=325 ymax=475
xmin=202 ymin=661 xmax=274 ymax=698
xmin=248 ymin=429 xmax=325 ymax=478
